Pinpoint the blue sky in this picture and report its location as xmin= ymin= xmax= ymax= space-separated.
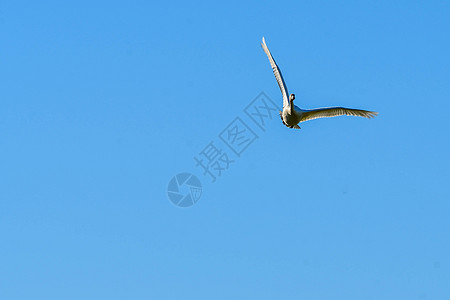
xmin=1 ymin=0 xmax=450 ymax=299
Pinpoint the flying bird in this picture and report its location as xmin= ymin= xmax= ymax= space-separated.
xmin=261 ymin=37 xmax=378 ymax=129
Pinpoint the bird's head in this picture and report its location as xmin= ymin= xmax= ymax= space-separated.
xmin=289 ymin=94 xmax=295 ymax=102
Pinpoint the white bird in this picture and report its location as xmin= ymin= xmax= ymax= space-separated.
xmin=261 ymin=37 xmax=378 ymax=129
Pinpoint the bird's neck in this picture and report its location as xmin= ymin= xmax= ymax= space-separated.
xmin=290 ymin=100 xmax=294 ymax=114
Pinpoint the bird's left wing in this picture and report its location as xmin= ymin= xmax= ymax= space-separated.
xmin=300 ymin=107 xmax=378 ymax=122
xmin=261 ymin=37 xmax=289 ymax=108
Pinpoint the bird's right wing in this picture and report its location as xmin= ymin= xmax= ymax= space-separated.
xmin=261 ymin=37 xmax=289 ymax=108
xmin=300 ymin=107 xmax=378 ymax=122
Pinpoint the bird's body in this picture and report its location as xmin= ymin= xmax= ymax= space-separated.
xmin=280 ymin=105 xmax=301 ymax=128
xmin=261 ymin=37 xmax=377 ymax=129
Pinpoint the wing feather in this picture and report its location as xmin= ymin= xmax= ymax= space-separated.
xmin=300 ymin=107 xmax=378 ymax=122
xmin=261 ymin=37 xmax=289 ymax=108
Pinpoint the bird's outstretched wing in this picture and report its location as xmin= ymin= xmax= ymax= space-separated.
xmin=261 ymin=37 xmax=289 ymax=108
xmin=300 ymin=107 xmax=378 ymax=122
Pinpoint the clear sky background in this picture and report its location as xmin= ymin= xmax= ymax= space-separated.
xmin=1 ymin=0 xmax=450 ymax=299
